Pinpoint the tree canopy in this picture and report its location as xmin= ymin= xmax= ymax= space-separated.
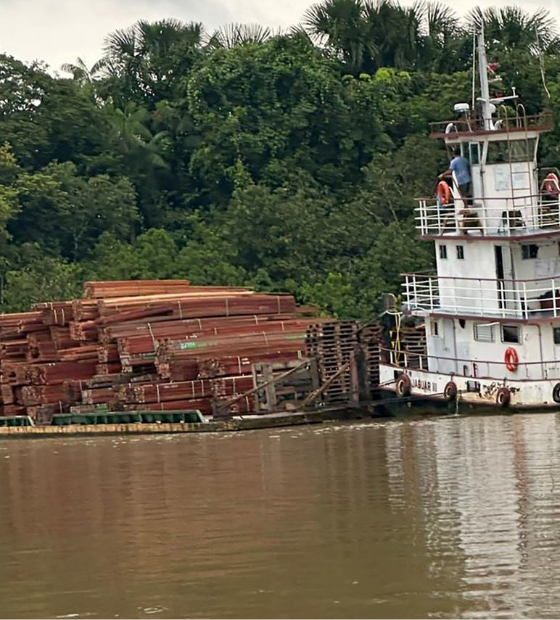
xmin=0 ymin=1 xmax=558 ymax=317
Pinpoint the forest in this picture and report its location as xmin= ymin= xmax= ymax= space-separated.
xmin=1 ymin=0 xmax=560 ymax=318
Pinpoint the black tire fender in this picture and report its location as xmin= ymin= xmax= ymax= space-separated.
xmin=396 ymin=374 xmax=412 ymax=398
xmin=553 ymin=383 xmax=560 ymax=404
xmin=496 ymin=387 xmax=511 ymax=408
xmin=444 ymin=381 xmax=458 ymax=401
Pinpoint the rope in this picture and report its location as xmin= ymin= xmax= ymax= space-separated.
xmin=147 ymin=322 xmax=156 ymax=352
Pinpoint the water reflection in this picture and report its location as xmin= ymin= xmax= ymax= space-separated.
xmin=1 ymin=415 xmax=560 ymax=618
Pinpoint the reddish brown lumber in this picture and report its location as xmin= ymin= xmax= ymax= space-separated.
xmin=84 ymin=280 xmax=191 ymax=299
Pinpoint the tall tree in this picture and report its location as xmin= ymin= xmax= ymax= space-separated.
xmin=100 ymin=19 xmax=206 ymax=107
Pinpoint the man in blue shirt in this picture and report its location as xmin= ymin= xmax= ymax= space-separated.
xmin=439 ymin=147 xmax=472 ymax=204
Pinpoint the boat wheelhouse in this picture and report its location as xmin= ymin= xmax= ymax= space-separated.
xmin=379 ymin=29 xmax=560 ymax=410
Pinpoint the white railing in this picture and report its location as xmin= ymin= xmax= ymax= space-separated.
xmin=429 ymin=113 xmax=553 ymax=136
xmin=416 ymin=195 xmax=560 ymax=237
xmin=381 ymin=348 xmax=560 ymax=380
xmin=403 ymin=273 xmax=560 ymax=319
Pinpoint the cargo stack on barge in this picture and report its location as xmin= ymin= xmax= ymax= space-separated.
xmin=0 ymin=280 xmax=376 ymax=437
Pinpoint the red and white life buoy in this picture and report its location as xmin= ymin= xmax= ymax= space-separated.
xmin=504 ymin=347 xmax=519 ymax=372
xmin=437 ymin=181 xmax=451 ymax=205
xmin=543 ymin=173 xmax=560 ymax=196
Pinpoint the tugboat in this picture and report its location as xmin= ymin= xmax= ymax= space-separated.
xmin=378 ymin=28 xmax=560 ymax=411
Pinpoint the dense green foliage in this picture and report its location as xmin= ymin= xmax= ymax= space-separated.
xmin=1 ymin=1 xmax=560 ymax=317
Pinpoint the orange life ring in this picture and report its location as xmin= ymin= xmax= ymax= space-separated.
xmin=437 ymin=181 xmax=451 ymax=205
xmin=543 ymin=173 xmax=560 ymax=196
xmin=504 ymin=347 xmax=519 ymax=372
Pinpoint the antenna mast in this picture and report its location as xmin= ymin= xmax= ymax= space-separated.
xmin=477 ymin=26 xmax=493 ymax=130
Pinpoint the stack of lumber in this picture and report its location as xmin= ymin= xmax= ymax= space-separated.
xmin=359 ymin=324 xmax=383 ymax=390
xmin=398 ymin=323 xmax=427 ymax=369
xmin=306 ymin=321 xmax=359 ymax=403
xmin=0 ymin=280 xmax=323 ymax=422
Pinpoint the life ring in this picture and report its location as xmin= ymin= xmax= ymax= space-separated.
xmin=496 ymin=387 xmax=511 ymax=408
xmin=543 ymin=173 xmax=560 ymax=196
xmin=395 ymin=374 xmax=412 ymax=398
xmin=504 ymin=347 xmax=519 ymax=372
xmin=443 ymin=381 xmax=458 ymax=401
xmin=437 ymin=181 xmax=451 ymax=205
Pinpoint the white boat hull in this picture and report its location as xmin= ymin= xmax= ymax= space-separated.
xmin=379 ymin=363 xmax=560 ymax=410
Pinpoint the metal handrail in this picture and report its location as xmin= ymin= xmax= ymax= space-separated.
xmin=380 ymin=347 xmax=560 ymax=380
xmin=429 ymin=113 xmax=553 ymax=136
xmin=415 ymin=193 xmax=560 ymax=237
xmin=402 ymin=273 xmax=560 ymax=319
xmin=380 ymin=347 xmax=560 ymax=369
xmin=402 ymin=272 xmax=560 ymax=285
xmin=416 ymin=192 xmax=553 ymax=202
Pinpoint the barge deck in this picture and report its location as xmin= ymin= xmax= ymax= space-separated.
xmin=0 ymin=407 xmax=367 ymax=439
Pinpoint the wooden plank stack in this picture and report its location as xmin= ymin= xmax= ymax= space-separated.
xmin=306 ymin=321 xmax=360 ymax=403
xmin=359 ymin=324 xmax=383 ymax=391
xmin=0 ymin=280 xmax=325 ymax=423
xmin=398 ymin=323 xmax=427 ymax=369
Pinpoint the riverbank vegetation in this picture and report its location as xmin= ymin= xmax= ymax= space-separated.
xmin=1 ymin=1 xmax=559 ymax=317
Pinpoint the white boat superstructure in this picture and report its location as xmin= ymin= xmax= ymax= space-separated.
xmin=379 ymin=29 xmax=560 ymax=410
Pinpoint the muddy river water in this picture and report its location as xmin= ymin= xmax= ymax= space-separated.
xmin=1 ymin=413 xmax=560 ymax=618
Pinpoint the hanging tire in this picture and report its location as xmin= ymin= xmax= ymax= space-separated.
xmin=444 ymin=381 xmax=458 ymax=401
xmin=396 ymin=374 xmax=412 ymax=398
xmin=496 ymin=387 xmax=511 ymax=408
xmin=553 ymin=383 xmax=560 ymax=404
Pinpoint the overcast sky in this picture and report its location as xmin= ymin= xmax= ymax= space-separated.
xmin=0 ymin=0 xmax=558 ymax=72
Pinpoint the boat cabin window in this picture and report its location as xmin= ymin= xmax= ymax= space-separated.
xmin=469 ymin=143 xmax=481 ymax=165
xmin=554 ymin=327 xmax=560 ymax=345
xmin=501 ymin=324 xmax=521 ymax=344
xmin=474 ymin=323 xmax=495 ymax=342
xmin=439 ymin=244 xmax=447 ymax=259
xmin=431 ymin=320 xmax=439 ymax=337
xmin=486 ymin=139 xmax=536 ymax=164
xmin=457 ymin=245 xmax=465 ymax=259
xmin=521 ymin=244 xmax=539 ymax=259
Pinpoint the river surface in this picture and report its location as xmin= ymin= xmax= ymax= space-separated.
xmin=1 ymin=414 xmax=560 ymax=618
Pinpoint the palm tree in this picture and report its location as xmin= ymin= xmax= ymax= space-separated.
xmin=136 ymin=19 xmax=204 ymax=57
xmin=303 ymin=0 xmax=373 ymax=73
xmin=415 ymin=2 xmax=468 ymax=72
xmin=107 ymin=101 xmax=168 ymax=169
xmin=466 ymin=6 xmax=559 ymax=54
xmin=207 ymin=24 xmax=274 ymax=49
xmin=100 ymin=19 xmax=206 ymax=105
xmin=362 ymin=0 xmax=423 ymax=70
xmin=302 ymin=0 xmax=464 ymax=73
xmin=60 ymin=57 xmax=105 ymax=85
